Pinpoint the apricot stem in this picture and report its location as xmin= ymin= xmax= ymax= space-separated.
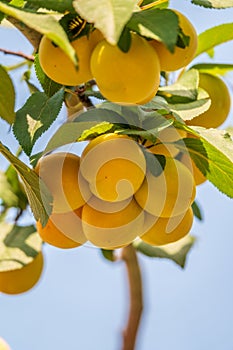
xmin=121 ymin=244 xmax=143 ymax=350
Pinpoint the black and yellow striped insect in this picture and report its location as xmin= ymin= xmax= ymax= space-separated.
xmin=68 ymin=16 xmax=87 ymax=39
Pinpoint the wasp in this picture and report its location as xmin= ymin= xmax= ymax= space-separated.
xmin=68 ymin=16 xmax=87 ymax=39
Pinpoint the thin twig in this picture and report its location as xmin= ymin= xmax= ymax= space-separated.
xmin=0 ymin=48 xmax=35 ymax=62
xmin=121 ymin=244 xmax=143 ymax=350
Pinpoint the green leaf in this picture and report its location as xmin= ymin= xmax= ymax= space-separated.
xmin=175 ymin=128 xmax=233 ymax=198
xmin=5 ymin=165 xmax=28 ymax=210
xmin=127 ymin=8 xmax=179 ymax=51
xmin=158 ymin=69 xmax=199 ymax=103
xmin=168 ymin=94 xmax=211 ymax=121
xmin=191 ymin=0 xmax=233 ymax=8
xmin=0 ymin=171 xmax=19 ymax=208
xmin=78 ymin=122 xmax=117 ymax=141
xmin=34 ymin=55 xmax=62 ymax=97
xmin=192 ymin=200 xmax=203 ymax=221
xmin=0 ymin=2 xmax=77 ymax=64
xmin=191 ymin=63 xmax=233 ymax=76
xmin=73 ymin=107 xmax=128 ymax=124
xmin=195 ymin=23 xmax=233 ymax=58
xmin=0 ymin=222 xmax=42 ymax=272
xmin=133 ymin=235 xmax=196 ymax=268
xmin=117 ymin=119 xmax=173 ymax=142
xmin=44 ymin=121 xmax=102 ymax=153
xmin=101 ymin=249 xmax=115 ymax=262
xmin=13 ymin=90 xmax=64 ymax=156
xmin=73 ymin=0 xmax=138 ymax=45
xmin=0 ymin=142 xmax=52 ymax=226
xmin=0 ymin=165 xmax=28 ymax=210
xmin=24 ymin=0 xmax=75 ymax=13
xmin=0 ymin=65 xmax=15 ymax=124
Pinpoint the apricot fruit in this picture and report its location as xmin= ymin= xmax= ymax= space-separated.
xmin=186 ymin=73 xmax=231 ymax=128
xmin=35 ymin=152 xmax=91 ymax=213
xmin=90 ymin=32 xmax=161 ymax=104
xmin=134 ymin=157 xmax=196 ymax=217
xmin=150 ymin=10 xmax=197 ymax=71
xmin=39 ymin=30 xmax=103 ymax=85
xmin=141 ymin=207 xmax=193 ymax=245
xmin=0 ymin=252 xmax=43 ymax=295
xmin=80 ymin=133 xmax=146 ymax=202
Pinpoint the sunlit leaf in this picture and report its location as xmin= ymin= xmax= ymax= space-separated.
xmin=0 ymin=222 xmax=42 ymax=272
xmin=0 ymin=142 xmax=52 ymax=226
xmin=0 ymin=65 xmax=15 ymax=124
xmin=133 ymin=235 xmax=196 ymax=268
xmin=195 ymin=23 xmax=233 ymax=58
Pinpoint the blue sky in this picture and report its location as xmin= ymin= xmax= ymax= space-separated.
xmin=0 ymin=1 xmax=233 ymax=350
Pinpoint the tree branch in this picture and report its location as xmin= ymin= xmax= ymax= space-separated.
xmin=0 ymin=48 xmax=35 ymax=62
xmin=121 ymin=244 xmax=143 ymax=350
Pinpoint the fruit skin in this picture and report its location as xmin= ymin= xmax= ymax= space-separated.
xmin=186 ymin=73 xmax=231 ymax=128
xmin=145 ymin=127 xmax=187 ymax=157
xmin=37 ymin=208 xmax=86 ymax=249
xmin=80 ymin=133 xmax=146 ymax=202
xmin=82 ymin=196 xmax=144 ymax=249
xmin=35 ymin=152 xmax=91 ymax=214
xmin=90 ymin=32 xmax=161 ymax=104
xmin=0 ymin=252 xmax=43 ymax=295
xmin=141 ymin=207 xmax=193 ymax=246
xmin=39 ymin=30 xmax=103 ymax=85
xmin=0 ymin=337 xmax=11 ymax=350
xmin=134 ymin=157 xmax=196 ymax=217
xmin=150 ymin=10 xmax=197 ymax=71
xmin=179 ymin=152 xmax=206 ymax=186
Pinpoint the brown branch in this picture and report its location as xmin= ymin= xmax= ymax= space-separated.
xmin=7 ymin=17 xmax=42 ymax=50
xmin=121 ymin=244 xmax=143 ymax=350
xmin=0 ymin=48 xmax=35 ymax=62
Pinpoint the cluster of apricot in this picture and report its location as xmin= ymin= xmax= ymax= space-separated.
xmin=38 ymin=10 xmax=198 ymax=105
xmin=34 ymin=127 xmax=206 ymax=251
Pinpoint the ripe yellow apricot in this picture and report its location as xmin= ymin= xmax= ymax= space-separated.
xmin=39 ymin=30 xmax=103 ymax=85
xmin=35 ymin=152 xmax=92 ymax=214
xmin=0 ymin=252 xmax=43 ymax=295
xmin=80 ymin=133 xmax=146 ymax=202
xmin=141 ymin=207 xmax=193 ymax=246
xmin=145 ymin=127 xmax=187 ymax=157
xmin=186 ymin=73 xmax=231 ymax=128
xmin=82 ymin=196 xmax=144 ymax=249
xmin=150 ymin=10 xmax=197 ymax=71
xmin=134 ymin=157 xmax=196 ymax=217
xmin=37 ymin=208 xmax=86 ymax=249
xmin=179 ymin=153 xmax=206 ymax=185
xmin=0 ymin=338 xmax=11 ymax=350
xmin=90 ymin=32 xmax=161 ymax=104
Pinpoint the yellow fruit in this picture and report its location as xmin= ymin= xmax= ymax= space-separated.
xmin=35 ymin=152 xmax=92 ymax=214
xmin=141 ymin=207 xmax=193 ymax=246
xmin=0 ymin=252 xmax=43 ymax=295
xmin=39 ymin=30 xmax=103 ymax=85
xmin=80 ymin=133 xmax=146 ymax=202
xmin=90 ymin=32 xmax=161 ymax=104
xmin=179 ymin=153 xmax=206 ymax=185
xmin=150 ymin=10 xmax=197 ymax=71
xmin=82 ymin=196 xmax=144 ymax=249
xmin=0 ymin=338 xmax=11 ymax=350
xmin=186 ymin=73 xmax=231 ymax=128
xmin=134 ymin=157 xmax=196 ymax=217
xmin=145 ymin=127 xmax=187 ymax=157
xmin=37 ymin=208 xmax=86 ymax=249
